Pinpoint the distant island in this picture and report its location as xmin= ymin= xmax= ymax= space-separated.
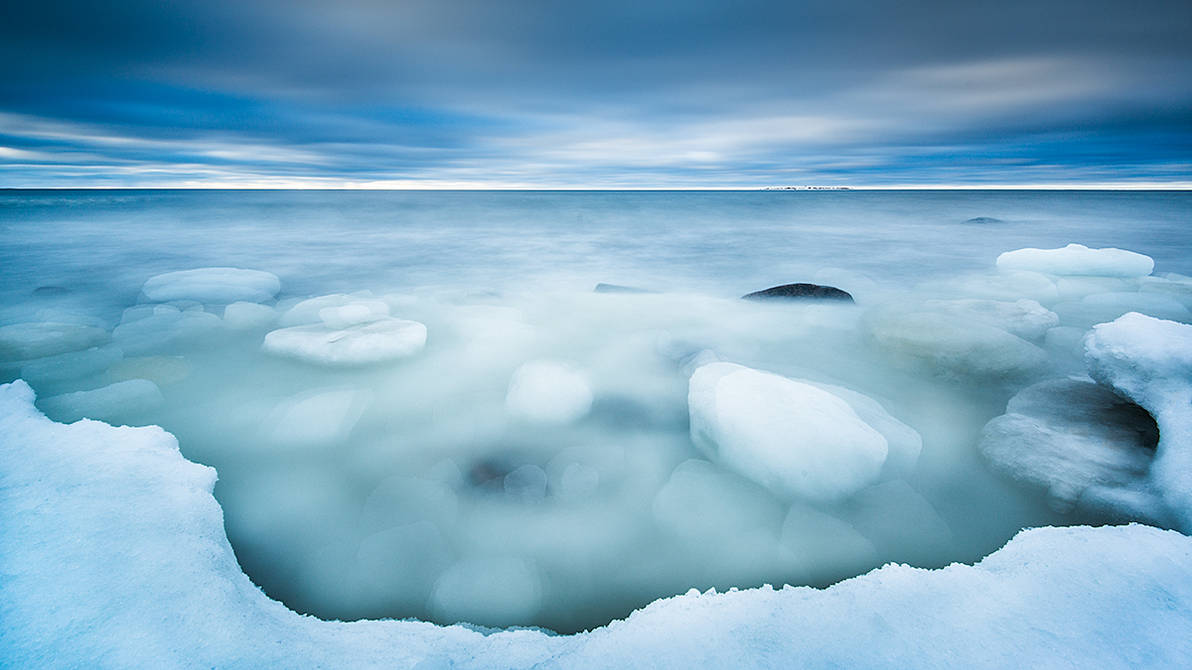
xmin=761 ymin=185 xmax=852 ymax=190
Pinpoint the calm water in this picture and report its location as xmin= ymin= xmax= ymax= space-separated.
xmin=1 ymin=189 xmax=1189 ymax=632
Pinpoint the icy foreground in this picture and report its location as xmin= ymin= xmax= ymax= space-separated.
xmin=2 ymin=382 xmax=1192 ymax=668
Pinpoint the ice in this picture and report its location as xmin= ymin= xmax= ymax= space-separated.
xmin=504 ymin=464 xmax=549 ymax=504
xmin=505 ymin=360 xmax=594 ymax=424
xmin=996 ymin=243 xmax=1155 ymax=277
xmin=222 ymin=301 xmax=277 ymax=330
xmin=112 ymin=309 xmax=223 ymax=355
xmin=1085 ymin=313 xmax=1192 ymax=532
xmin=0 ymin=321 xmax=109 ymax=361
xmin=18 ymin=344 xmax=123 ymax=387
xmin=807 ymin=381 xmax=921 ymax=478
xmin=37 ymin=379 xmax=164 ymax=422
xmin=979 ymin=378 xmax=1163 ymax=519
xmin=429 ymin=557 xmax=544 ymax=627
xmin=651 ymin=459 xmax=786 ymax=539
xmin=319 ymin=300 xmax=391 ymax=328
xmin=688 ymin=362 xmax=888 ymax=502
xmin=778 ymin=504 xmax=877 ymax=583
xmin=865 ymin=310 xmax=1048 ymax=379
xmin=106 ymin=355 xmax=192 ymax=387
xmin=3 ymin=379 xmax=1192 ymax=667
xmin=140 ymin=267 xmax=281 ymax=304
xmin=841 ymin=480 xmax=954 ymax=566
xmin=921 ymin=298 xmax=1059 ymax=340
xmin=265 ymin=388 xmax=371 ymax=450
xmin=262 ymin=318 xmax=427 ymax=366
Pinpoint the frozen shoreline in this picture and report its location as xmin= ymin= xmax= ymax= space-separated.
xmin=2 ymin=378 xmax=1190 ymax=667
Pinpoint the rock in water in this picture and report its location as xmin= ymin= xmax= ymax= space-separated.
xmin=141 ymin=268 xmax=281 ymax=304
xmin=594 ymin=283 xmax=653 ymax=294
xmin=964 ymin=216 xmax=1005 ymax=224
xmin=742 ymin=283 xmax=854 ymax=302
xmin=688 ymin=362 xmax=888 ymax=503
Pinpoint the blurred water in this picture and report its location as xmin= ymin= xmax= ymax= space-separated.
xmin=1 ymin=189 xmax=1190 ymax=633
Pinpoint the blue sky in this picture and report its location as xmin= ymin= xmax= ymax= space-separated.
xmin=1 ymin=0 xmax=1189 ymax=188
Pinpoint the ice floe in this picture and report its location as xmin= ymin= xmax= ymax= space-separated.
xmin=262 ymin=318 xmax=427 ymax=366
xmin=140 ymin=267 xmax=282 ymax=304
xmin=688 ymin=362 xmax=888 ymax=502
xmin=505 ymin=360 xmax=594 ymax=424
xmin=996 ymin=243 xmax=1154 ymax=277
xmin=37 ymin=378 xmax=164 ymax=423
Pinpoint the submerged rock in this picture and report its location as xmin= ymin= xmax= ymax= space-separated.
xmin=963 ymin=216 xmax=1005 ymax=224
xmin=594 ymin=283 xmax=653 ymax=294
xmin=742 ymin=283 xmax=854 ymax=302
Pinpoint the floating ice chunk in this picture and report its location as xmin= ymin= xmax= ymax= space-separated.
xmin=1055 ymin=276 xmax=1138 ymax=301
xmin=867 ymin=311 xmax=1048 ymax=379
xmin=1085 ymin=313 xmax=1192 ymax=531
xmin=809 ymin=382 xmax=921 ymax=478
xmin=141 ymin=268 xmax=281 ymax=304
xmin=980 ymin=378 xmax=1162 ymax=519
xmin=222 ymin=302 xmax=277 ymax=330
xmin=318 ymin=300 xmax=390 ymax=328
xmin=843 ymin=480 xmax=954 ymax=566
xmin=652 ymin=459 xmax=786 ymax=538
xmin=429 ymin=556 xmax=543 ymax=627
xmin=106 ymin=356 xmax=191 ymax=386
xmin=688 ymin=363 xmax=888 ymax=502
xmin=780 ymin=503 xmax=878 ymax=583
xmin=922 ymin=298 xmax=1059 ymax=340
xmin=262 ymin=318 xmax=427 ymax=366
xmin=929 ymin=270 xmax=1059 ymax=303
xmin=1082 ymin=292 xmax=1189 ymax=321
xmin=112 ymin=310 xmax=223 ymax=355
xmin=505 ymin=360 xmax=593 ymax=424
xmin=0 ymin=322 xmax=109 ymax=361
xmin=38 ymin=379 xmax=163 ymax=423
xmin=265 ymin=388 xmax=370 ymax=450
xmin=18 ymin=345 xmax=123 ymax=387
xmin=504 ymin=464 xmax=548 ymax=504
xmin=996 ymin=243 xmax=1154 ymax=277
xmin=279 ymin=294 xmax=354 ymax=326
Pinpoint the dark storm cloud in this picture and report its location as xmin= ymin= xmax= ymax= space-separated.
xmin=0 ymin=0 xmax=1189 ymax=186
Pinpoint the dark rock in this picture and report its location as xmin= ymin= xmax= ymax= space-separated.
xmin=963 ymin=216 xmax=1005 ymax=224
xmin=594 ymin=283 xmax=653 ymax=294
xmin=32 ymin=286 xmax=70 ymax=296
xmin=742 ymin=283 xmax=854 ymax=302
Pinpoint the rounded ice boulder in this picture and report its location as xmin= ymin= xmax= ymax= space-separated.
xmin=0 ymin=322 xmax=110 ymax=361
xmin=505 ymin=360 xmax=594 ymax=424
xmin=141 ymin=268 xmax=281 ymax=304
xmin=688 ymin=362 xmax=888 ymax=503
xmin=996 ymin=244 xmax=1154 ymax=278
xmin=261 ymin=318 xmax=427 ymax=366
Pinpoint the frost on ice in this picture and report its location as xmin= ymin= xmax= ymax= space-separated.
xmin=2 ymin=379 xmax=1192 ymax=668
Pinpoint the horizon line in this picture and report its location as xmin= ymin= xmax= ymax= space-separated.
xmin=4 ymin=183 xmax=1192 ymax=192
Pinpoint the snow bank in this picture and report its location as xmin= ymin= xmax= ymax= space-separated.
xmin=688 ymin=362 xmax=888 ymax=502
xmin=2 ymin=379 xmax=1191 ymax=668
xmin=996 ymin=243 xmax=1154 ymax=277
xmin=141 ymin=268 xmax=281 ymax=304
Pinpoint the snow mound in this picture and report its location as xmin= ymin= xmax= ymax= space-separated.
xmin=505 ymin=360 xmax=594 ymax=424
xmin=141 ymin=268 xmax=281 ymax=304
xmin=1086 ymin=313 xmax=1192 ymax=532
xmin=979 ymin=378 xmax=1163 ymax=520
xmin=688 ymin=362 xmax=888 ymax=502
xmin=996 ymin=244 xmax=1154 ymax=277
xmin=262 ymin=318 xmax=427 ymax=366
xmin=2 ymin=379 xmax=1192 ymax=668
xmin=0 ymin=321 xmax=109 ymax=361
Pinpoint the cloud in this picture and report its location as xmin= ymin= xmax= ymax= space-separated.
xmin=0 ymin=0 xmax=1189 ymax=186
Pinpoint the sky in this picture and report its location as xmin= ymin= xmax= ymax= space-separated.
xmin=1 ymin=0 xmax=1190 ymax=188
